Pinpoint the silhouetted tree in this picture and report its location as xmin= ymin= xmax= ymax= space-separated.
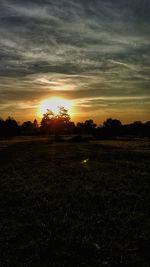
xmin=40 ymin=106 xmax=73 ymax=135
xmin=94 ymin=118 xmax=123 ymax=139
xmin=1 ymin=112 xmax=150 ymax=138
xmin=124 ymin=121 xmax=144 ymax=137
xmin=0 ymin=118 xmax=5 ymax=137
xmin=65 ymin=121 xmax=75 ymax=134
xmin=21 ymin=120 xmax=38 ymax=135
xmin=57 ymin=106 xmax=70 ymax=124
xmin=144 ymin=121 xmax=150 ymax=137
xmin=76 ymin=120 xmax=97 ymax=134
xmin=103 ymin=118 xmax=122 ymax=128
xmin=5 ymin=117 xmax=19 ymax=137
xmin=84 ymin=120 xmax=97 ymax=133
xmin=40 ymin=109 xmax=54 ymax=134
xmin=76 ymin=122 xmax=85 ymax=134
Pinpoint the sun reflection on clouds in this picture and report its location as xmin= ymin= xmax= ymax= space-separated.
xmin=35 ymin=76 xmax=76 ymax=91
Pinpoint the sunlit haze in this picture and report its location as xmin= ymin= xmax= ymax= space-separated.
xmin=38 ymin=97 xmax=72 ymax=117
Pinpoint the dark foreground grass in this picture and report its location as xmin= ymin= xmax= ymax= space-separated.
xmin=0 ymin=138 xmax=150 ymax=266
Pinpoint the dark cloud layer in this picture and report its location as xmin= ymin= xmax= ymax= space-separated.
xmin=0 ymin=0 xmax=149 ymax=122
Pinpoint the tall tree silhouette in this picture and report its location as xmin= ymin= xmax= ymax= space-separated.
xmin=40 ymin=106 xmax=71 ymax=134
xmin=56 ymin=106 xmax=70 ymax=124
xmin=40 ymin=109 xmax=54 ymax=134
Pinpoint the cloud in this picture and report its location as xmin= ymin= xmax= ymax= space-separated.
xmin=0 ymin=0 xmax=149 ymax=122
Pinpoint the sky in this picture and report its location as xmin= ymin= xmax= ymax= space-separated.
xmin=0 ymin=0 xmax=150 ymax=124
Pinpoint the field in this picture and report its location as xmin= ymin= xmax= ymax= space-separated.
xmin=0 ymin=137 xmax=150 ymax=266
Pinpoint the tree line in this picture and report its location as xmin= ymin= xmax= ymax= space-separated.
xmin=0 ymin=107 xmax=150 ymax=138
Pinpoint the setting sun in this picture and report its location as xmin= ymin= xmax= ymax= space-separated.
xmin=38 ymin=97 xmax=72 ymax=117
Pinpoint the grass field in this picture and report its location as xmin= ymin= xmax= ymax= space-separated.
xmin=0 ymin=137 xmax=150 ymax=266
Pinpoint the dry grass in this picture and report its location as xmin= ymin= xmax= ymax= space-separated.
xmin=0 ymin=137 xmax=150 ymax=266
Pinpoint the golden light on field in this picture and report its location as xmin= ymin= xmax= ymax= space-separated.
xmin=38 ymin=97 xmax=72 ymax=117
